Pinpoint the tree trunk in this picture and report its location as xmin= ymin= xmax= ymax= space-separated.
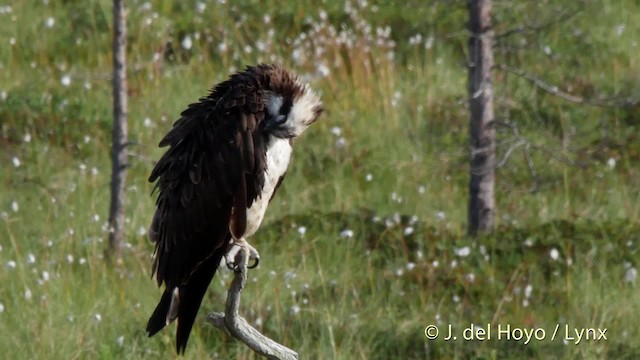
xmin=108 ymin=0 xmax=128 ymax=257
xmin=467 ymin=0 xmax=495 ymax=235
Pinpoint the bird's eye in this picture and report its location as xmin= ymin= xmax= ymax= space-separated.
xmin=275 ymin=114 xmax=286 ymax=124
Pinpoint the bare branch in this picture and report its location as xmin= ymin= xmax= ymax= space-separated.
xmin=494 ymin=119 xmax=526 ymax=169
xmin=496 ymin=120 xmax=581 ymax=166
xmin=495 ymin=8 xmax=582 ymax=40
xmin=528 ymin=143 xmax=580 ymax=167
xmin=523 ymin=143 xmax=538 ymax=192
xmin=206 ymin=250 xmax=298 ymax=360
xmin=491 ymin=120 xmax=583 ymax=192
xmin=495 ymin=138 xmax=526 ymax=168
xmin=496 ymin=64 xmax=640 ymax=108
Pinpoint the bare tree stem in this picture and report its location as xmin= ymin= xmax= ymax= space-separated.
xmin=468 ymin=0 xmax=496 ymax=235
xmin=108 ymin=0 xmax=128 ymax=257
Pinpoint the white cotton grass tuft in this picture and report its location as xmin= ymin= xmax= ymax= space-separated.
xmin=137 ymin=226 xmax=147 ymax=236
xmin=289 ymin=305 xmax=301 ymax=316
xmin=525 ymin=284 xmax=533 ymax=298
xmin=625 ymin=267 xmax=637 ymax=283
xmin=454 ymin=246 xmax=471 ymax=257
xmin=196 ymin=2 xmax=206 ymax=13
xmin=340 ymin=229 xmax=354 ymax=238
xmin=181 ymin=35 xmax=193 ymax=50
xmin=60 ymin=75 xmax=71 ymax=87
xmin=403 ymin=226 xmax=414 ymax=236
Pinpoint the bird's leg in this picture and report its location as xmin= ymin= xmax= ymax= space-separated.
xmin=225 ymin=237 xmax=260 ymax=271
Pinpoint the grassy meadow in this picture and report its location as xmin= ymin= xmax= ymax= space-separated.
xmin=1 ymin=0 xmax=639 ymax=358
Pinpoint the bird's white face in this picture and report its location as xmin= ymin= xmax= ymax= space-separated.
xmin=265 ymin=84 xmax=323 ymax=138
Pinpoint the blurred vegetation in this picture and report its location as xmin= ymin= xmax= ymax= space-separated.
xmin=0 ymin=0 xmax=638 ymax=358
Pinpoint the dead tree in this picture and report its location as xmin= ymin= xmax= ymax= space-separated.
xmin=108 ymin=0 xmax=128 ymax=257
xmin=467 ymin=0 xmax=496 ymax=235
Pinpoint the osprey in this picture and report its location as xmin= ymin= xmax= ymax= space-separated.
xmin=146 ymin=64 xmax=324 ymax=353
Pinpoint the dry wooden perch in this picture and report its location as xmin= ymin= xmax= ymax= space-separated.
xmin=206 ymin=249 xmax=298 ymax=360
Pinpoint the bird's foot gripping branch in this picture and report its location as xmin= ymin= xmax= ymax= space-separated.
xmin=206 ymin=248 xmax=298 ymax=360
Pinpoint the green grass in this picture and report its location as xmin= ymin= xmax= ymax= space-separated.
xmin=1 ymin=0 xmax=639 ymax=358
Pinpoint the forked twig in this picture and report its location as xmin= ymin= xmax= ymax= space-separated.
xmin=206 ymin=250 xmax=298 ymax=360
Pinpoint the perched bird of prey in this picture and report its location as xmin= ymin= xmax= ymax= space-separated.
xmin=146 ymin=64 xmax=324 ymax=353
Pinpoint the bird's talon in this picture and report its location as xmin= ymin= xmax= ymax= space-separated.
xmin=224 ymin=239 xmax=260 ymax=270
xmin=247 ymin=257 xmax=260 ymax=269
xmin=226 ymin=261 xmax=237 ymax=271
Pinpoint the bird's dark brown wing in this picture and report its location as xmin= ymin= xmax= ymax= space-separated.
xmin=149 ymin=81 xmax=268 ymax=287
xmin=146 ymin=73 xmax=270 ymax=352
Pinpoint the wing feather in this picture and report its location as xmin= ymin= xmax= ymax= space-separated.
xmin=243 ymin=130 xmax=255 ymax=172
xmin=229 ymin=174 xmax=248 ymax=240
xmin=149 ymin=73 xmax=271 ymax=289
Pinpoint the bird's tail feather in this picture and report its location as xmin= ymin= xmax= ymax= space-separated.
xmin=146 ymin=288 xmax=172 ymax=337
xmin=146 ymin=250 xmax=225 ymax=354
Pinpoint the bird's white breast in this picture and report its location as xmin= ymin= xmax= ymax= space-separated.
xmin=244 ymin=137 xmax=292 ymax=237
